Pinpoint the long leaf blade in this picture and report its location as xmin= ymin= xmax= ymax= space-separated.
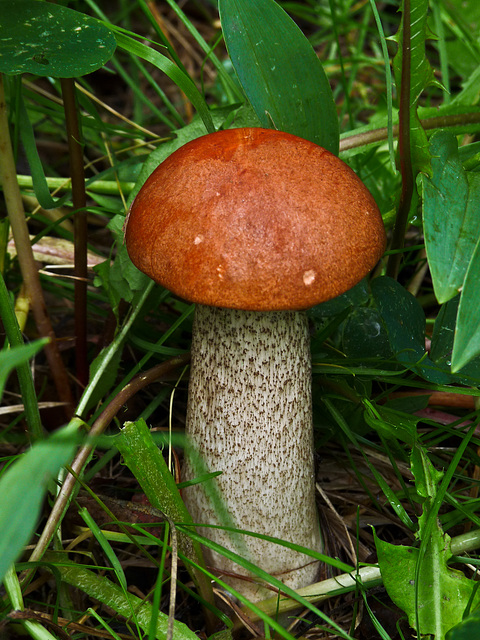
xmin=219 ymin=0 xmax=339 ymax=153
xmin=0 ymin=424 xmax=80 ymax=585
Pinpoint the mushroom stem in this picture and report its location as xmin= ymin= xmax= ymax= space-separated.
xmin=183 ymin=304 xmax=322 ymax=601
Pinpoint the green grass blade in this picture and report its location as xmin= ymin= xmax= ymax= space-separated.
xmin=219 ymin=0 xmax=339 ymax=153
xmin=113 ymin=29 xmax=214 ymax=134
xmin=165 ymin=0 xmax=243 ymax=103
xmin=368 ymin=0 xmax=396 ymax=172
xmin=0 ymin=424 xmax=80 ymax=585
xmin=79 ymin=507 xmax=128 ymax=591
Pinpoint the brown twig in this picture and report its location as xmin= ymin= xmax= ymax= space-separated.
xmin=0 ymin=74 xmax=74 ymax=419
xmin=60 ymin=78 xmax=88 ymax=391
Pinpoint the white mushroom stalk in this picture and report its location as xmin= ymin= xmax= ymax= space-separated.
xmin=183 ymin=305 xmax=322 ymax=601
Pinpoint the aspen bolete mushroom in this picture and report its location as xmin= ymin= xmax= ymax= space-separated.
xmin=125 ymin=127 xmax=386 ymax=601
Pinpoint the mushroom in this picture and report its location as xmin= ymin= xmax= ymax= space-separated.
xmin=125 ymin=127 xmax=386 ymax=601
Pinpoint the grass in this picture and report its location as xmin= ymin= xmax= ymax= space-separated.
xmin=1 ymin=0 xmax=480 ymax=638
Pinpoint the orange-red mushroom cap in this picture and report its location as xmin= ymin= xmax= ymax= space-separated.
xmin=125 ymin=127 xmax=386 ymax=311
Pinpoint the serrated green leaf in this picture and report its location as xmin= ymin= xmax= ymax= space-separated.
xmin=374 ymin=526 xmax=480 ymax=639
xmin=0 ymin=424 xmax=80 ymax=585
xmin=410 ymin=445 xmax=443 ymax=508
xmin=0 ymin=1 xmax=116 ymax=77
xmin=452 ymin=236 xmax=480 ymax=371
xmin=219 ymin=0 xmax=339 ymax=153
xmin=423 ymin=131 xmax=480 ymax=304
xmin=392 ymin=0 xmax=438 ymax=105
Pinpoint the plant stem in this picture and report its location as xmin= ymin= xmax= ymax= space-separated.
xmin=13 ymin=175 xmax=136 ymax=195
xmin=0 ymin=74 xmax=74 ymax=419
xmin=61 ymin=78 xmax=88 ymax=391
xmin=339 ymin=111 xmax=480 ymax=152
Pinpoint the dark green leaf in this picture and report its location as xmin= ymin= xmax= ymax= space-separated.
xmin=431 ymin=297 xmax=480 ymax=383
xmin=0 ymin=1 xmax=116 ymax=77
xmin=219 ymin=0 xmax=339 ymax=153
xmin=371 ymin=276 xmax=458 ymax=384
xmin=371 ymin=276 xmax=426 ymax=367
xmin=342 ymin=307 xmax=392 ymax=360
xmin=447 ymin=608 xmax=480 ymax=640
xmin=423 ymin=131 xmax=480 ymax=304
xmin=452 ymin=237 xmax=480 ymax=371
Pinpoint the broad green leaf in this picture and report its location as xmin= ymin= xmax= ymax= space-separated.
xmin=452 ymin=237 xmax=480 ymax=371
xmin=44 ymin=552 xmax=198 ymax=640
xmin=423 ymin=131 xmax=480 ymax=304
xmin=0 ymin=1 xmax=116 ymax=77
xmin=219 ymin=0 xmax=339 ymax=154
xmin=375 ymin=442 xmax=479 ymax=639
xmin=447 ymin=609 xmax=480 ymax=640
xmin=0 ymin=423 xmax=80 ymax=585
xmin=375 ymin=528 xmax=480 ymax=639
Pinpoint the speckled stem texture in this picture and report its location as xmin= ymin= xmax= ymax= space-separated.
xmin=183 ymin=305 xmax=322 ymax=601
